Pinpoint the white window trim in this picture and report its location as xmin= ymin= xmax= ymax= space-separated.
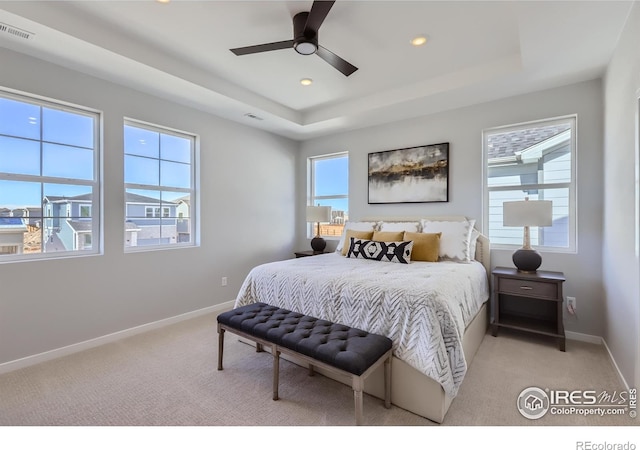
xmin=124 ymin=118 xmax=198 ymax=252
xmin=308 ymin=152 xmax=348 ymax=240
xmin=482 ymin=115 xmax=577 ymax=253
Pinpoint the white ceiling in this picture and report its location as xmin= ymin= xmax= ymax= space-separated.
xmin=0 ymin=1 xmax=634 ymax=141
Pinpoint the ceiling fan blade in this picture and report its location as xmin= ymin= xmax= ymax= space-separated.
xmin=304 ymin=0 xmax=335 ymax=35
xmin=230 ymin=40 xmax=294 ymax=56
xmin=316 ymin=45 xmax=358 ymax=77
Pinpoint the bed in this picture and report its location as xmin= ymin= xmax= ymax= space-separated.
xmin=234 ymin=216 xmax=490 ymax=423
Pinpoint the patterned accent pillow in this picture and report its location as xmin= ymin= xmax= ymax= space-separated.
xmin=346 ymin=238 xmax=414 ymax=264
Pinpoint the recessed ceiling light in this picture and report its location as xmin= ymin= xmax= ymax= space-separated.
xmin=410 ymin=35 xmax=428 ymax=46
xmin=156 ymin=0 xmax=171 ymax=4
xmin=300 ymin=78 xmax=313 ymax=86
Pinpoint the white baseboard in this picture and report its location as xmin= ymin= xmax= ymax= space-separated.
xmin=602 ymin=338 xmax=631 ymax=392
xmin=0 ymin=300 xmax=236 ymax=375
xmin=566 ymin=331 xmax=630 ymax=391
xmin=565 ymin=330 xmax=603 ymax=345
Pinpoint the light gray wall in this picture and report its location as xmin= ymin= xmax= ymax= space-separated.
xmin=298 ymin=79 xmax=605 ymax=339
xmin=0 ymin=48 xmax=298 ymax=365
xmin=603 ymin=2 xmax=640 ymax=389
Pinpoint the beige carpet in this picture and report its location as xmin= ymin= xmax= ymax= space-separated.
xmin=0 ymin=312 xmax=636 ymax=429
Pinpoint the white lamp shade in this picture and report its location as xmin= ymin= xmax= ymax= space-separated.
xmin=306 ymin=206 xmax=331 ymax=223
xmin=503 ymin=200 xmax=552 ymax=227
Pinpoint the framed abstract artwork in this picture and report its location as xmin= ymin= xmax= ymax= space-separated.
xmin=368 ymin=142 xmax=449 ymax=204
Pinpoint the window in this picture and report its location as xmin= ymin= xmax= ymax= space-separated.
xmin=80 ymin=205 xmax=91 ymax=218
xmin=124 ymin=119 xmax=196 ymax=249
xmin=0 ymin=89 xmax=101 ymax=261
xmin=483 ymin=116 xmax=576 ymax=251
xmin=308 ymin=152 xmax=348 ymax=238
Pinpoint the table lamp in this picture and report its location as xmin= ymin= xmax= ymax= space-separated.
xmin=306 ymin=205 xmax=331 ymax=253
xmin=503 ymin=197 xmax=553 ymax=273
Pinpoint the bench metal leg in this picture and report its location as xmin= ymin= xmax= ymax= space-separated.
xmin=272 ymin=345 xmax=280 ymax=401
xmin=217 ymin=327 xmax=225 ymax=371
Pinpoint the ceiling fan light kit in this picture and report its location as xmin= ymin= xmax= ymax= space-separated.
xmin=230 ymin=0 xmax=358 ymax=77
xmin=293 ymin=12 xmax=318 ymax=55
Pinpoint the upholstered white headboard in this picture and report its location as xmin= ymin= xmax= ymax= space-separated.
xmin=358 ymin=215 xmax=491 ymax=277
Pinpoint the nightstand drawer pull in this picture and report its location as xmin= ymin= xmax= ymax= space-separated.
xmin=520 ymin=286 xmax=534 ymax=290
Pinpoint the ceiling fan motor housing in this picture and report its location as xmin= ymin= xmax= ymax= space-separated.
xmin=293 ymin=12 xmax=318 ymax=55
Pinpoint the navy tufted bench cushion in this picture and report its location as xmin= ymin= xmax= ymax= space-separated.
xmin=218 ymin=302 xmax=392 ymax=376
xmin=217 ymin=302 xmax=393 ymax=425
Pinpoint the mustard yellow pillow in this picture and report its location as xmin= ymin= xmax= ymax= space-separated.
xmin=372 ymin=231 xmax=404 ymax=242
xmin=341 ymin=230 xmax=374 ymax=256
xmin=404 ymin=232 xmax=441 ymax=262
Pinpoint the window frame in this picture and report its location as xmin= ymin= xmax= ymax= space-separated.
xmin=0 ymin=87 xmax=102 ymax=263
xmin=123 ymin=118 xmax=198 ymax=252
xmin=307 ymin=152 xmax=349 ymax=240
xmin=482 ymin=115 xmax=577 ymax=253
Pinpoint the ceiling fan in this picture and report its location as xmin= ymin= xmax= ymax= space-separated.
xmin=230 ymin=0 xmax=358 ymax=77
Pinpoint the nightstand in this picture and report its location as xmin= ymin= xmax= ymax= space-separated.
xmin=491 ymin=266 xmax=566 ymax=351
xmin=294 ymin=250 xmax=329 ymax=258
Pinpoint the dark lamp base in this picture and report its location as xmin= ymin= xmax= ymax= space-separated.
xmin=512 ymin=248 xmax=542 ymax=273
xmin=310 ymin=236 xmax=327 ymax=253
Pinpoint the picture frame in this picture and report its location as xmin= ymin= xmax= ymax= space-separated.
xmin=368 ymin=143 xmax=449 ymax=204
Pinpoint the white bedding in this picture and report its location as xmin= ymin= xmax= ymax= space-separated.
xmin=235 ymin=252 xmax=489 ymax=397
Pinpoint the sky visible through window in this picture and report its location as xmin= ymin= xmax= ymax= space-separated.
xmin=313 ymin=155 xmax=348 ymax=215
xmin=0 ymin=97 xmax=96 ymax=208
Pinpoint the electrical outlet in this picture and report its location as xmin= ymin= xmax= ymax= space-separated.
xmin=221 ymin=277 xmax=228 ymax=287
xmin=567 ymin=296 xmax=576 ymax=314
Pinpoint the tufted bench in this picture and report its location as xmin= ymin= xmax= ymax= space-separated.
xmin=217 ymin=302 xmax=392 ymax=425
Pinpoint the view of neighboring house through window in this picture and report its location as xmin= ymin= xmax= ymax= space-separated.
xmin=0 ymin=89 xmax=100 ymax=260
xmin=308 ymin=152 xmax=348 ymax=238
xmin=124 ymin=120 xmax=196 ymax=249
xmin=483 ymin=116 xmax=576 ymax=251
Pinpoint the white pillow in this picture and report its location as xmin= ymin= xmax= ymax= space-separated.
xmin=378 ymin=221 xmax=421 ymax=233
xmin=420 ymin=219 xmax=476 ymax=262
xmin=469 ymin=229 xmax=480 ymax=261
xmin=335 ymin=221 xmax=380 ymax=253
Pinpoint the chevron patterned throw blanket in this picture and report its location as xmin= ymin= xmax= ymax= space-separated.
xmin=235 ymin=253 xmax=489 ymax=398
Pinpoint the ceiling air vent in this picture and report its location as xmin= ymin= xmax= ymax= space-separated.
xmin=0 ymin=22 xmax=35 ymax=40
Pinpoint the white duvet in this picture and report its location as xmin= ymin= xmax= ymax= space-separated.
xmin=235 ymin=252 xmax=489 ymax=397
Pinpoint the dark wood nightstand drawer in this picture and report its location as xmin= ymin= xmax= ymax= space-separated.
xmin=498 ymin=278 xmax=558 ymax=299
